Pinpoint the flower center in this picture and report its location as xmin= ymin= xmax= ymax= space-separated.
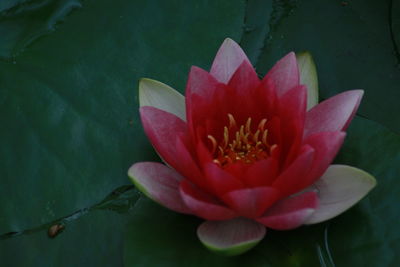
xmin=207 ymin=114 xmax=276 ymax=167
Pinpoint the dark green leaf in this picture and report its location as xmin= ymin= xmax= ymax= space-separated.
xmin=391 ymin=0 xmax=400 ymax=64
xmin=0 ymin=210 xmax=132 ymax=266
xmin=256 ymin=0 xmax=400 ymax=133
xmin=0 ymin=0 xmax=82 ymax=59
xmin=0 ymin=0 xmax=245 ymax=264
xmin=238 ymin=0 xmax=273 ymax=65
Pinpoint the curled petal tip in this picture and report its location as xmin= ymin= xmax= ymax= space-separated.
xmin=138 ymin=78 xmax=186 ymax=120
xmin=296 ymin=51 xmax=319 ymax=110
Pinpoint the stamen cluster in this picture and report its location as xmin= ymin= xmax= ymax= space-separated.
xmin=208 ymin=114 xmax=276 ymax=167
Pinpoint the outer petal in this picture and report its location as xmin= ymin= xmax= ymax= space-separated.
xmin=197 ymin=218 xmax=266 ymax=256
xmin=210 ymin=38 xmax=251 ymax=83
xmin=139 ymin=78 xmax=186 ymax=120
xmin=257 ymin=191 xmax=318 ymax=230
xmin=179 ymin=180 xmax=237 ymax=220
xmin=296 ymin=52 xmax=319 ymax=110
xmin=305 ymin=165 xmax=376 ymax=224
xmin=140 ymin=106 xmax=187 ymax=169
xmin=221 ymin=187 xmax=280 ymax=218
xmin=272 ymin=145 xmax=315 ymax=196
xmin=265 ymin=52 xmax=300 ymax=97
xmin=128 ymin=162 xmax=191 ymax=214
xmin=304 ymin=90 xmax=363 ymax=138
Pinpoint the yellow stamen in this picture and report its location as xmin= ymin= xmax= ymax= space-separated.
xmin=253 ymin=130 xmax=260 ymax=143
xmin=245 ymin=117 xmax=252 ymax=133
xmin=262 ymin=130 xmax=269 ymax=146
xmin=208 ymin=114 xmax=276 ymax=167
xmin=258 ymin=118 xmax=267 ymax=131
xmin=228 ymin=113 xmax=237 ymax=129
xmin=223 ymin=126 xmax=229 ymax=148
xmin=207 ymin=135 xmax=217 ymax=154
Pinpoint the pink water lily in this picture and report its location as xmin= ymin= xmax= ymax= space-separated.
xmin=128 ymin=39 xmax=376 ymax=255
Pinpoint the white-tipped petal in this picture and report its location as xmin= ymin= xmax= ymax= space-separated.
xmin=139 ymin=78 xmax=186 ymax=120
xmin=296 ymin=51 xmax=319 ymax=110
xmin=305 ymin=165 xmax=376 ymax=224
xmin=210 ymin=38 xmax=251 ymax=84
xmin=197 ymin=218 xmax=266 ymax=256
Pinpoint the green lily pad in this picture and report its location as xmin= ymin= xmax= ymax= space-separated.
xmin=0 ymin=0 xmax=245 ymax=241
xmin=0 ymin=209 xmax=132 ymax=266
xmin=0 ymin=0 xmax=82 ymax=59
xmin=238 ymin=0 xmax=273 ymax=65
xmin=0 ymin=185 xmax=141 ymax=265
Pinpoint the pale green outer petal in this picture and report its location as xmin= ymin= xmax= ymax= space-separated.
xmin=139 ymin=78 xmax=186 ymax=121
xmin=296 ymin=51 xmax=319 ymax=110
xmin=197 ymin=218 xmax=266 ymax=256
xmin=305 ymin=164 xmax=377 ymax=224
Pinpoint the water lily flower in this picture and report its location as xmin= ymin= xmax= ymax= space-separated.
xmin=128 ymin=39 xmax=376 ymax=256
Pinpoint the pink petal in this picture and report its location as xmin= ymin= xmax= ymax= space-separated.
xmin=257 ymin=191 xmax=318 ymax=230
xmin=257 ymin=77 xmax=279 ymax=118
xmin=186 ymin=66 xmax=220 ymax=101
xmin=128 ymin=162 xmax=191 ymax=214
xmin=243 ymin=158 xmax=279 ymax=187
xmin=197 ymin=218 xmax=266 ymax=256
xmin=272 ymin=145 xmax=315 ymax=196
xmin=195 ymin=140 xmax=214 ymax=164
xmin=278 ymin=85 xmax=308 ymax=166
xmin=304 ymin=90 xmax=363 ymax=138
xmin=222 ymin=60 xmax=262 ymax=121
xmin=175 ymin=137 xmax=209 ymax=191
xmin=185 ymin=67 xmax=222 ymax=139
xmin=227 ymin=60 xmax=260 ymax=97
xmin=179 ymin=180 xmax=237 ymax=220
xmin=139 ymin=106 xmax=188 ymax=169
xmin=221 ymin=187 xmax=280 ymax=218
xmin=304 ymin=131 xmax=346 ymax=187
xmin=210 ymin=38 xmax=251 ymax=83
xmin=264 ymin=52 xmax=300 ymax=97
xmin=278 ymin=84 xmax=307 ymax=122
xmin=204 ymin=163 xmax=244 ymax=196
